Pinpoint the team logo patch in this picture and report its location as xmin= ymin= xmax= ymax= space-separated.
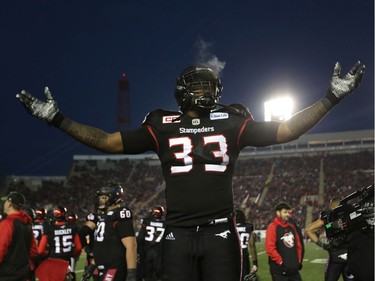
xmin=210 ymin=112 xmax=229 ymax=120
xmin=162 ymin=115 xmax=181 ymax=124
xmin=281 ymin=232 xmax=295 ymax=248
xmin=192 ymin=118 xmax=200 ymax=126
xmin=215 ymin=230 xmax=231 ymax=239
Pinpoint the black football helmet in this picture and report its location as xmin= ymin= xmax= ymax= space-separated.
xmin=35 ymin=208 xmax=47 ymax=221
xmin=235 ymin=209 xmax=246 ymax=224
xmin=150 ymin=205 xmax=165 ymax=219
xmin=175 ymin=65 xmax=223 ymax=113
xmin=67 ymin=213 xmax=78 ymax=223
xmin=52 ymin=206 xmax=67 ymax=221
xmin=96 ymin=183 xmax=124 ymax=212
xmin=24 ymin=207 xmax=36 ymax=221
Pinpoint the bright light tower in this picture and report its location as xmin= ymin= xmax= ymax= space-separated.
xmin=264 ymin=96 xmax=294 ymax=121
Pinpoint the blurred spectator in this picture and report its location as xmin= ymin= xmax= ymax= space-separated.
xmin=0 ymin=191 xmax=38 ymax=281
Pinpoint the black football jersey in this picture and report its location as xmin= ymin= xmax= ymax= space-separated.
xmin=32 ymin=220 xmax=45 ymax=244
xmin=43 ymin=222 xmax=79 ymax=261
xmin=236 ymin=222 xmax=254 ymax=249
xmin=93 ymin=206 xmax=135 ymax=268
xmin=136 ymin=109 xmax=277 ymax=227
xmin=137 ymin=218 xmax=166 ymax=248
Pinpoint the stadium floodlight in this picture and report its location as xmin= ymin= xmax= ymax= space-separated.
xmin=264 ymin=96 xmax=294 ymax=122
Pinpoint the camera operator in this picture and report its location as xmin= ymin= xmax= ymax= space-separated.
xmin=306 ymin=197 xmax=351 ymax=281
xmin=345 ymin=185 xmax=374 ymax=281
xmin=323 ymin=184 xmax=374 ymax=281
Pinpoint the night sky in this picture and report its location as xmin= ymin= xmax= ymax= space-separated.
xmin=1 ymin=0 xmax=373 ymax=176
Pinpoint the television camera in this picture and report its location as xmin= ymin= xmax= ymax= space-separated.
xmin=324 ymin=183 xmax=374 ymax=245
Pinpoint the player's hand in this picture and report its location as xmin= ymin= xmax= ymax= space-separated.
xmin=250 ymin=265 xmax=258 ymax=273
xmin=327 ymin=61 xmax=365 ymax=102
xmin=316 ymin=239 xmax=331 ymax=250
xmin=244 ymin=272 xmax=258 ymax=281
xmin=80 ymin=264 xmax=96 ymax=281
xmin=16 ymin=86 xmax=59 ymax=124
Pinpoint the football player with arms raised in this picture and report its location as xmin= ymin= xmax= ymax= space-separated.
xmin=17 ymin=61 xmax=365 ymax=280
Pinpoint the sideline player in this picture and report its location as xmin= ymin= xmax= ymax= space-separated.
xmin=38 ymin=206 xmax=82 ymax=281
xmin=81 ymin=184 xmax=137 ymax=281
xmin=17 ymin=61 xmax=365 ymax=281
xmin=137 ymin=205 xmax=166 ymax=281
xmin=235 ymin=209 xmax=258 ymax=281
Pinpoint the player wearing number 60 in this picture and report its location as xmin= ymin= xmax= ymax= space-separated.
xmin=80 ymin=184 xmax=137 ymax=281
xmin=17 ymin=62 xmax=365 ymax=281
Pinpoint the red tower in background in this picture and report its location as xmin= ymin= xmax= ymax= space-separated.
xmin=116 ymin=73 xmax=131 ymax=130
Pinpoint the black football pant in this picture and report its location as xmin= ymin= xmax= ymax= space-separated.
xmin=144 ymin=246 xmax=162 ymax=281
xmin=241 ymin=249 xmax=250 ymax=280
xmin=325 ymin=260 xmax=352 ymax=281
xmin=161 ymin=219 xmax=242 ymax=281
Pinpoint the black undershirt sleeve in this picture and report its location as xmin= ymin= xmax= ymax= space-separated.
xmin=239 ymin=120 xmax=280 ymax=148
xmin=120 ymin=127 xmax=156 ymax=154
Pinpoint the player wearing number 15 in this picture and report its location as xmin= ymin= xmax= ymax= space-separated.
xmin=17 ymin=61 xmax=365 ymax=280
xmin=82 ymin=184 xmax=137 ymax=281
xmin=38 ymin=206 xmax=82 ymax=281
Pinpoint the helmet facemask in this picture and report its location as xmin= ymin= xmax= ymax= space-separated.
xmin=95 ymin=184 xmax=123 ymax=212
xmin=97 ymin=194 xmax=110 ymax=212
xmin=175 ymin=66 xmax=222 ymax=113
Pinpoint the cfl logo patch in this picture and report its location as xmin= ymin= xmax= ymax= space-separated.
xmin=162 ymin=115 xmax=180 ymax=123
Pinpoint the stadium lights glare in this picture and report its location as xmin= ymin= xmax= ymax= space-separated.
xmin=264 ymin=96 xmax=294 ymax=122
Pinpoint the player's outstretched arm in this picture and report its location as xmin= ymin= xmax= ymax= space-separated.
xmin=16 ymin=87 xmax=123 ymax=153
xmin=276 ymin=61 xmax=365 ymax=143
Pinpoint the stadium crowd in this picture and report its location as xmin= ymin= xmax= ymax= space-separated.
xmin=1 ymin=148 xmax=373 ymax=281
xmin=1 ymin=150 xmax=373 ymax=232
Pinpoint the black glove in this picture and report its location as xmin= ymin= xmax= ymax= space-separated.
xmin=16 ymin=86 xmax=59 ymax=124
xmin=316 ymin=240 xmax=331 ymax=251
xmin=244 ymin=272 xmax=259 ymax=281
xmin=80 ymin=264 xmax=96 ymax=281
xmin=325 ymin=61 xmax=365 ymax=105
xmin=125 ymin=269 xmax=137 ymax=281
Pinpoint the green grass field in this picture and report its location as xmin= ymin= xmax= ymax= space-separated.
xmin=74 ymin=242 xmax=341 ymax=281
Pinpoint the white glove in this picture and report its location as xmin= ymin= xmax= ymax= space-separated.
xmin=327 ymin=61 xmax=365 ymax=103
xmin=16 ymin=86 xmax=59 ymax=124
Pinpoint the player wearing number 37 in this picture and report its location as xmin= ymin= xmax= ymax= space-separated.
xmin=16 ymin=62 xmax=365 ymax=281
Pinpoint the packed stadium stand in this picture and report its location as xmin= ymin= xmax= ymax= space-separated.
xmin=2 ymin=130 xmax=374 ymax=233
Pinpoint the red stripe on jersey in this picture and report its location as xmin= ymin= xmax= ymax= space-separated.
xmin=237 ymin=118 xmax=252 ymax=150
xmin=146 ymin=125 xmax=160 ymax=153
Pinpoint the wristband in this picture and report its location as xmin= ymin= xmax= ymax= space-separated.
xmin=51 ymin=111 xmax=65 ymax=127
xmin=324 ymin=89 xmax=340 ymax=106
xmin=126 ymin=269 xmax=137 ymax=280
xmin=253 ymin=260 xmax=258 ymax=267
